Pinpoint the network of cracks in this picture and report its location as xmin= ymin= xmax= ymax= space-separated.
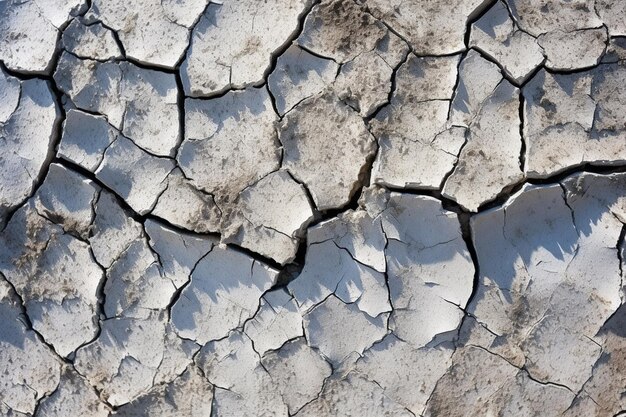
xmin=1 ymin=0 xmax=626 ymax=415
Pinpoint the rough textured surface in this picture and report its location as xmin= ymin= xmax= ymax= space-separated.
xmin=3 ymin=0 xmax=626 ymax=415
xmin=279 ymin=92 xmax=376 ymax=210
xmin=181 ymin=0 xmax=310 ymax=97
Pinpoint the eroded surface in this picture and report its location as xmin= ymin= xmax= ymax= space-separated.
xmin=1 ymin=0 xmax=626 ymax=415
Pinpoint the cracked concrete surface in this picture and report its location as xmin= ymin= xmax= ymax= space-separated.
xmin=1 ymin=0 xmax=626 ymax=416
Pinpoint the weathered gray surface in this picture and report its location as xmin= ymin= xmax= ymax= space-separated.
xmin=1 ymin=0 xmax=626 ymax=415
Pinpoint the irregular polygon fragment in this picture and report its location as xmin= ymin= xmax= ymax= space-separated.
xmin=171 ymin=246 xmax=278 ymax=344
xmin=114 ymin=366 xmax=213 ymax=417
xmin=295 ymin=372 xmax=413 ymax=417
xmin=507 ymin=0 xmax=602 ymax=36
xmin=0 ymin=278 xmax=61 ymax=415
xmin=62 ymin=19 xmax=123 ymax=60
xmin=75 ymin=314 xmax=197 ymax=406
xmin=58 ymin=110 xmax=118 ymax=173
xmin=182 ymin=0 xmax=310 ymax=96
xmin=362 ymin=0 xmax=491 ymax=55
xmin=0 ymin=67 xmax=20 ymax=121
xmin=355 ymin=335 xmax=454 ymax=415
xmin=95 ymin=136 xmax=174 ymax=215
xmin=0 ymin=0 xmax=83 ymax=73
xmin=268 ymin=44 xmax=338 ymax=116
xmin=104 ymin=238 xmax=176 ymax=319
xmin=334 ymin=32 xmax=409 ymax=117
xmin=523 ymin=68 xmax=626 ymax=177
xmin=34 ymin=163 xmax=99 ymax=239
xmin=307 ymin=209 xmax=387 ymax=272
xmin=507 ymin=0 xmax=605 ymax=70
xmin=288 ymin=208 xmax=390 ymax=317
xmin=90 ymin=0 xmax=206 ymax=68
xmin=279 ymin=92 xmax=376 ymax=210
xmin=298 ymin=0 xmax=386 ymax=62
xmin=144 ymin=219 xmax=216 ymax=289
xmin=469 ymin=1 xmax=544 ymax=84
xmin=538 ymin=27 xmax=608 ymax=71
xmin=152 ymin=168 xmax=222 ymax=234
xmin=381 ymin=193 xmax=474 ymax=346
xmin=54 ymin=54 xmax=180 ymax=156
xmin=195 ymin=331 xmax=288 ymax=417
xmin=370 ymin=55 xmax=461 ymax=190
xmin=37 ymin=367 xmax=109 ymax=417
xmin=244 ymin=289 xmax=303 ymax=355
xmin=449 ymin=50 xmax=503 ymax=127
xmin=0 ymin=202 xmax=103 ymax=357
xmin=179 ymin=87 xmax=280 ymax=198
xmin=568 ymin=302 xmax=626 ymax=416
xmin=262 ymin=338 xmax=332 ymax=414
xmin=222 ymin=170 xmax=314 ymax=265
xmin=89 ymin=190 xmax=143 ymax=268
xmin=0 ymin=75 xmax=60 ymax=225
xmin=596 ymin=0 xmax=626 ymax=36
xmin=443 ymin=80 xmax=523 ymax=211
xmin=467 ymin=174 xmax=625 ymax=392
xmin=423 ymin=346 xmax=574 ymax=416
xmin=303 ymin=295 xmax=388 ymax=365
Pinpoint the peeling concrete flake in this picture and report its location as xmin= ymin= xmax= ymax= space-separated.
xmin=2 ymin=0 xmax=626 ymax=415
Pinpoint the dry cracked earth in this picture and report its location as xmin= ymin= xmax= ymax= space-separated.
xmin=1 ymin=0 xmax=626 ymax=416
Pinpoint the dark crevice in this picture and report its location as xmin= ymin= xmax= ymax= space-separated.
xmin=519 ymin=92 xmax=526 ymax=171
xmin=365 ymin=46 xmax=410 ymax=122
xmin=0 ymin=55 xmax=67 ymax=233
xmin=0 ymin=273 xmax=73 ymax=366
